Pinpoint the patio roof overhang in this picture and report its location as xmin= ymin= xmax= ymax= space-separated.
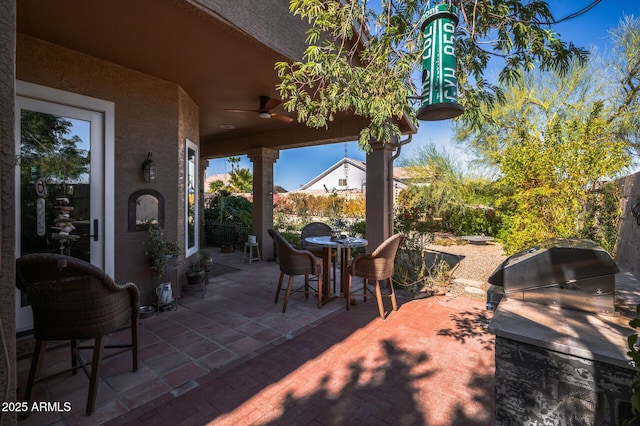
xmin=17 ymin=0 xmax=415 ymax=159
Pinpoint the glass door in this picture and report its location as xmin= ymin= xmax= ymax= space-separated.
xmin=15 ymin=84 xmax=111 ymax=332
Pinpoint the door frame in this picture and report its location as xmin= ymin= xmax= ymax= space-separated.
xmin=15 ymin=81 xmax=115 ymax=332
xmin=15 ymin=81 xmax=115 ymax=272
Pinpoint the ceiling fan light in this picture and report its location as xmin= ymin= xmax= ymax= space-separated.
xmin=259 ymin=112 xmax=271 ymax=119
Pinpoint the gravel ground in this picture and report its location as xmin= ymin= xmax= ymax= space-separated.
xmin=425 ymin=241 xmax=507 ymax=299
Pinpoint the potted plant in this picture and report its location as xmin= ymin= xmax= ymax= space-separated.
xmin=199 ymin=249 xmax=214 ymax=272
xmin=145 ymin=222 xmax=181 ymax=282
xmin=186 ymin=261 xmax=206 ymax=285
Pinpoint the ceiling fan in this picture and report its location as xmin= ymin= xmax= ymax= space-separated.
xmin=225 ymin=96 xmax=295 ymax=123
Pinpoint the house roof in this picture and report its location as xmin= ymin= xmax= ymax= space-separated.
xmin=16 ymin=0 xmax=416 ymax=160
xmin=297 ymin=157 xmax=407 ymax=191
xmin=298 ymin=157 xmax=366 ymax=190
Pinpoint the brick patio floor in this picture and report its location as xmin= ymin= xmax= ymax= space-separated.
xmin=16 ymin=250 xmax=495 ymax=425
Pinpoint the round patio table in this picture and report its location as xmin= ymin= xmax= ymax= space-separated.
xmin=304 ymin=236 xmax=368 ymax=303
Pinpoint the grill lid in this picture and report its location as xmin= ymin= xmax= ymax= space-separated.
xmin=488 ymin=238 xmax=619 ymax=291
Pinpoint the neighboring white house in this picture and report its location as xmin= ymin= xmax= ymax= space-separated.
xmin=293 ymin=157 xmax=408 ymax=198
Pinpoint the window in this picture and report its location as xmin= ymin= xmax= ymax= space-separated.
xmin=185 ymin=140 xmax=198 ymax=257
xmin=338 ymin=178 xmax=347 ymax=187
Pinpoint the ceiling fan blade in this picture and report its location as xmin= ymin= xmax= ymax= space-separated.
xmin=271 ymin=113 xmax=295 ymax=123
xmin=264 ymin=98 xmax=281 ymax=111
xmin=224 ymin=109 xmax=260 ymax=113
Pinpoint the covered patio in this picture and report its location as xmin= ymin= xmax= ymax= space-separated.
xmin=16 ymin=251 xmax=495 ymax=425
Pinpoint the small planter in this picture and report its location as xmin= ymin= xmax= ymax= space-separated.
xmin=184 ymin=268 xmax=207 ymax=298
xmin=186 ymin=269 xmax=206 ymax=285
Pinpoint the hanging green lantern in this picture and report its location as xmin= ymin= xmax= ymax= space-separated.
xmin=416 ymin=3 xmax=464 ymax=121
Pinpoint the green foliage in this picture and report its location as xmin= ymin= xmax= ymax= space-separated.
xmin=205 ymin=194 xmax=253 ymax=227
xmin=228 ymin=168 xmax=253 ymax=193
xmin=395 ymin=186 xmax=441 ymax=234
xmin=454 ymin=19 xmax=640 ymax=254
xmin=577 ymin=182 xmax=621 ymax=254
xmin=278 ymin=0 xmax=588 ymax=150
xmin=448 ymin=207 xmax=501 ymax=237
xmin=198 ymin=249 xmax=212 ymax=261
xmin=228 ymin=156 xmax=241 ymax=172
xmin=208 ymin=179 xmax=225 ymax=193
xmin=280 ymin=231 xmax=302 ymax=248
xmin=145 ymin=222 xmax=181 ymax=280
xmin=608 ymin=16 xmax=640 ymax=156
xmin=187 ymin=261 xmax=204 ymax=274
xmin=491 ymin=87 xmax=629 ymax=254
xmin=401 ymin=145 xmax=468 ymax=214
xmin=395 ymin=144 xmax=501 ymax=236
xmin=395 ymin=186 xmax=501 ymax=236
xmin=350 ymin=220 xmax=366 ymax=237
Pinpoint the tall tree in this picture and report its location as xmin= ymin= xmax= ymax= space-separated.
xmin=401 ymin=145 xmax=468 ymax=214
xmin=227 ymin=156 xmax=241 ymax=173
xmin=277 ymin=0 xmax=593 ymax=151
xmin=453 ymin=17 xmax=640 ymax=254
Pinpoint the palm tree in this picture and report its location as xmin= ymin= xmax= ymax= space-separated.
xmin=208 ymin=179 xmax=224 ymax=193
xmin=227 ymin=156 xmax=241 ymax=173
xmin=228 ymin=168 xmax=253 ymax=193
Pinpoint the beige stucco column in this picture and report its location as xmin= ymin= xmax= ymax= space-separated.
xmin=365 ymin=141 xmax=396 ymax=251
xmin=247 ymin=147 xmax=279 ymax=261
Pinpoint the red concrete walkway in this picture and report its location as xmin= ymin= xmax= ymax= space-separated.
xmin=16 ymin=251 xmax=495 ymax=425
xmin=107 ymin=295 xmax=495 ymax=426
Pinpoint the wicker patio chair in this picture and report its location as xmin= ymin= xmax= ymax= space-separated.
xmin=346 ymin=233 xmax=404 ymax=319
xmin=268 ymin=228 xmax=324 ymax=313
xmin=16 ymin=253 xmax=140 ymax=416
xmin=301 ymin=222 xmax=337 ymax=292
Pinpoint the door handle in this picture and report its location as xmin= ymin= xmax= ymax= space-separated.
xmin=90 ymin=219 xmax=99 ymax=242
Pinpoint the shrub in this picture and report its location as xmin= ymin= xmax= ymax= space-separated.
xmin=205 ymin=194 xmax=252 ymax=226
xmin=447 ymin=206 xmax=502 ymax=236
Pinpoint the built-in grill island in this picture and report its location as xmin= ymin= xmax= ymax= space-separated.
xmin=487 ymin=238 xmax=640 ymax=425
xmin=487 ymin=238 xmax=618 ymax=314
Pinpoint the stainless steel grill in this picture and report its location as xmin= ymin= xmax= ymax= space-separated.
xmin=487 ymin=238 xmax=618 ymax=314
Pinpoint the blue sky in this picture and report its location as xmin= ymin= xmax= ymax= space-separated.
xmin=206 ymin=1 xmax=640 ymax=191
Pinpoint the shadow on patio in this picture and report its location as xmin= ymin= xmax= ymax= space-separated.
xmin=16 ymin=250 xmax=495 ymax=425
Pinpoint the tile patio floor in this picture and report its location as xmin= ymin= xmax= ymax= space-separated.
xmin=16 ymin=250 xmax=495 ymax=425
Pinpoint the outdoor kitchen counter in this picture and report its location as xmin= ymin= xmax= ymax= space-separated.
xmin=489 ymin=271 xmax=640 ymax=370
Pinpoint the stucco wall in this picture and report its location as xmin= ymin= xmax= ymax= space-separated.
xmin=17 ymin=34 xmax=199 ymax=304
xmin=615 ymin=171 xmax=640 ymax=275
xmin=306 ymin=163 xmax=367 ymax=193
xmin=0 ymin=0 xmax=16 ymax=422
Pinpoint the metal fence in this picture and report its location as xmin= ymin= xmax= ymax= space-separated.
xmin=204 ymin=220 xmax=251 ymax=250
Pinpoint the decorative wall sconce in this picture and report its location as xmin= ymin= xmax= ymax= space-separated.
xmin=142 ymin=152 xmax=157 ymax=183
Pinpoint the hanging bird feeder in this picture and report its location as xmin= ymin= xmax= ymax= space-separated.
xmin=416 ymin=3 xmax=464 ymax=121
